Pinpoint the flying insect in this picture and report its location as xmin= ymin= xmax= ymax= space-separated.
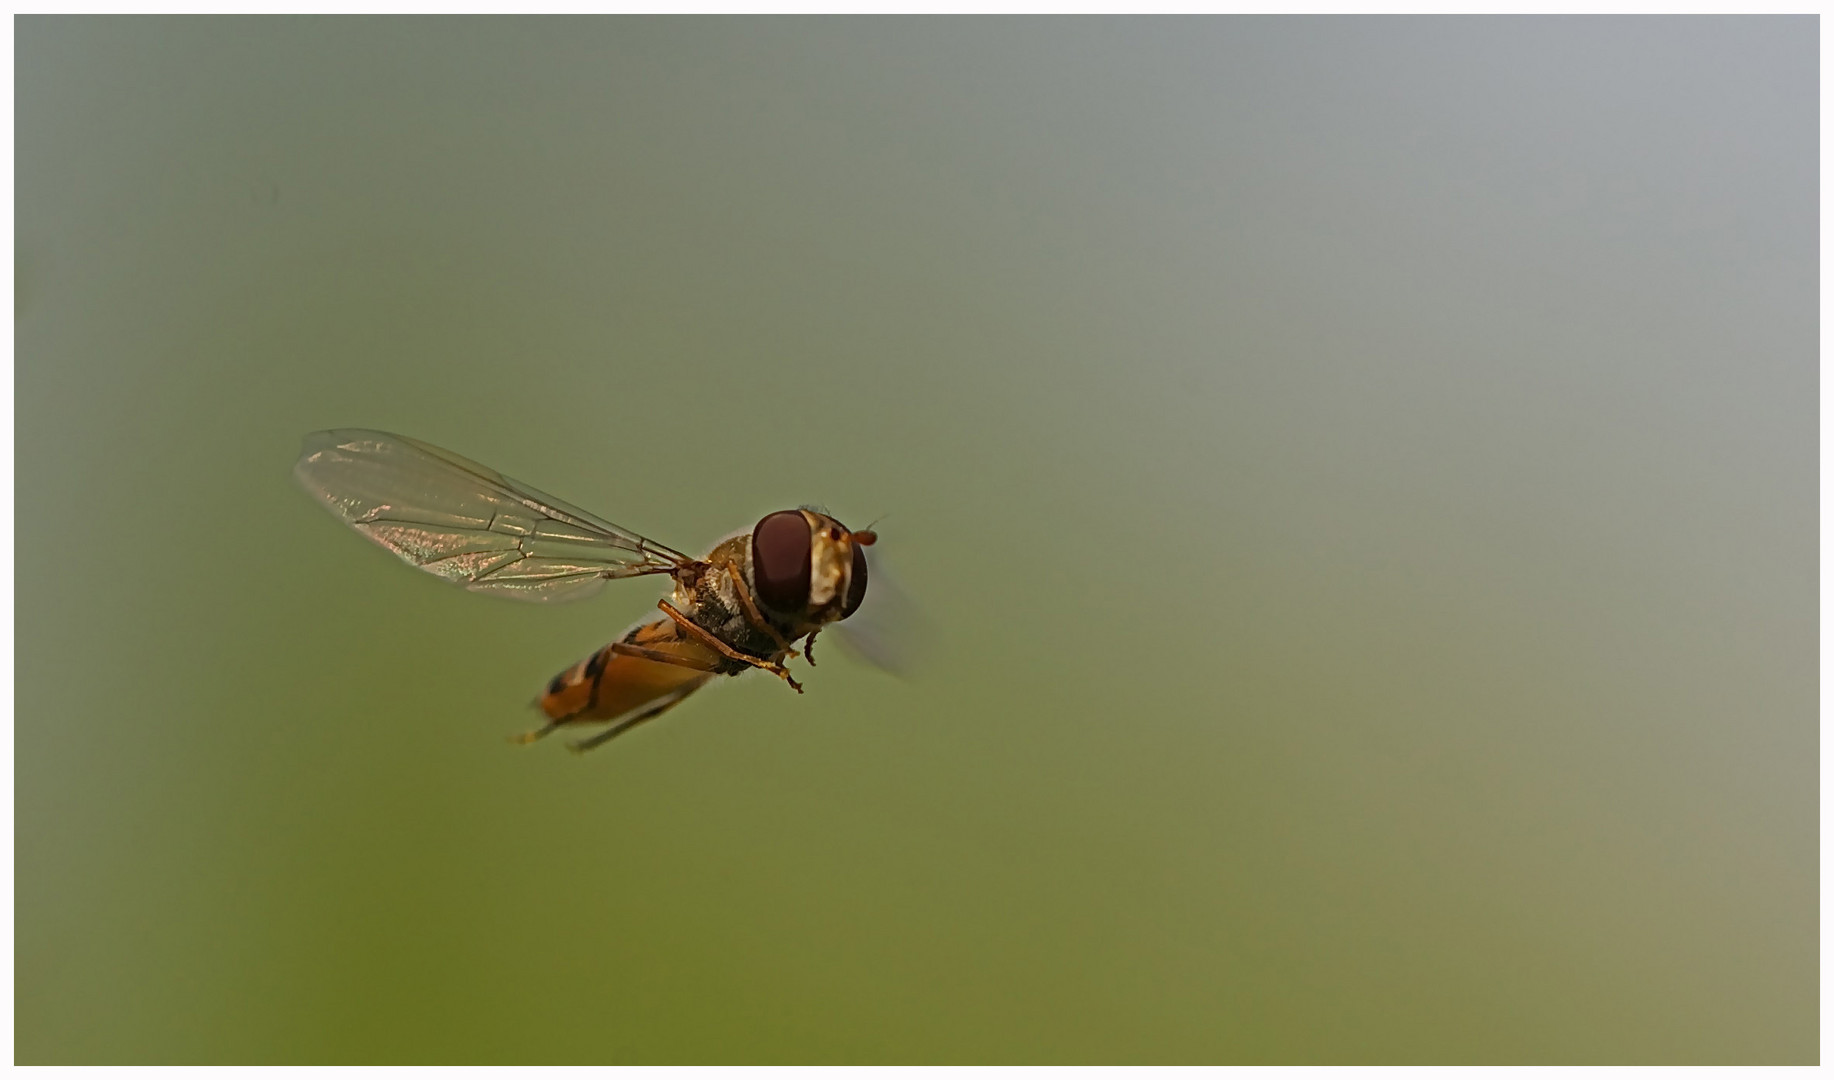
xmin=294 ymin=429 xmax=875 ymax=753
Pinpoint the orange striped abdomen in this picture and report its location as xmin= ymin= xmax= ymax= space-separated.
xmin=539 ymin=617 xmax=719 ymax=724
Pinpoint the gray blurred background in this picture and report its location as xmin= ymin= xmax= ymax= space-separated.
xmin=16 ymin=17 xmax=1815 ymax=1063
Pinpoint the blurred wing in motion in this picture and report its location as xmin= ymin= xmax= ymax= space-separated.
xmin=830 ymin=551 xmax=933 ymax=678
xmin=294 ymin=429 xmax=692 ymax=603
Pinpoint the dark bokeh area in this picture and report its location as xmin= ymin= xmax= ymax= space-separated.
xmin=16 ymin=17 xmax=1815 ymax=1063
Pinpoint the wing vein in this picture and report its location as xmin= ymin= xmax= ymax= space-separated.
xmin=295 ymin=429 xmax=691 ymax=603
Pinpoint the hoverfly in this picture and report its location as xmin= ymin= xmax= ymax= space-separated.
xmin=294 ymin=429 xmax=875 ymax=753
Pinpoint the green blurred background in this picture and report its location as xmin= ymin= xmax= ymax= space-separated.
xmin=16 ymin=17 xmax=1815 ymax=1063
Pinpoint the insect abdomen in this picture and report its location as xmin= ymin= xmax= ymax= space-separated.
xmin=538 ymin=618 xmax=718 ymax=724
xmin=538 ymin=646 xmax=612 ymax=722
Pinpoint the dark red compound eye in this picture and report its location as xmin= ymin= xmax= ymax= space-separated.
xmin=841 ymin=542 xmax=869 ymax=618
xmin=751 ymin=511 xmax=812 ymax=613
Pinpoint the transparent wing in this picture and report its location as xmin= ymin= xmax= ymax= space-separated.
xmin=830 ymin=551 xmax=933 ymax=678
xmin=294 ymin=429 xmax=692 ymax=603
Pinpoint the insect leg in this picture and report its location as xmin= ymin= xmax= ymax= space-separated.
xmin=567 ymin=684 xmax=701 ymax=754
xmin=610 ymin=641 xmax=723 ymax=671
xmin=802 ymin=628 xmax=820 ymax=667
xmin=724 ymin=564 xmax=797 ymax=658
xmin=657 ymin=599 xmax=803 ymax=693
xmin=509 ymin=718 xmax=564 ymax=745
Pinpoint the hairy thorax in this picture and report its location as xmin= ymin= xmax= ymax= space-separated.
xmin=670 ymin=534 xmax=792 ymax=669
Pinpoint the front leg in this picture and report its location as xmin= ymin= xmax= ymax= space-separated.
xmin=725 ymin=564 xmax=797 ymax=658
xmin=657 ymin=600 xmax=803 ymax=693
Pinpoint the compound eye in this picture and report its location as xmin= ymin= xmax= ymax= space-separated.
xmin=841 ymin=542 xmax=869 ymax=618
xmin=751 ymin=511 xmax=812 ymax=613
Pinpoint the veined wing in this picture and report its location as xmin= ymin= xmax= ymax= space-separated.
xmin=294 ymin=429 xmax=692 ymax=602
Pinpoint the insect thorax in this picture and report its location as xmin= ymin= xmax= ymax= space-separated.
xmin=674 ymin=543 xmax=788 ymax=664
